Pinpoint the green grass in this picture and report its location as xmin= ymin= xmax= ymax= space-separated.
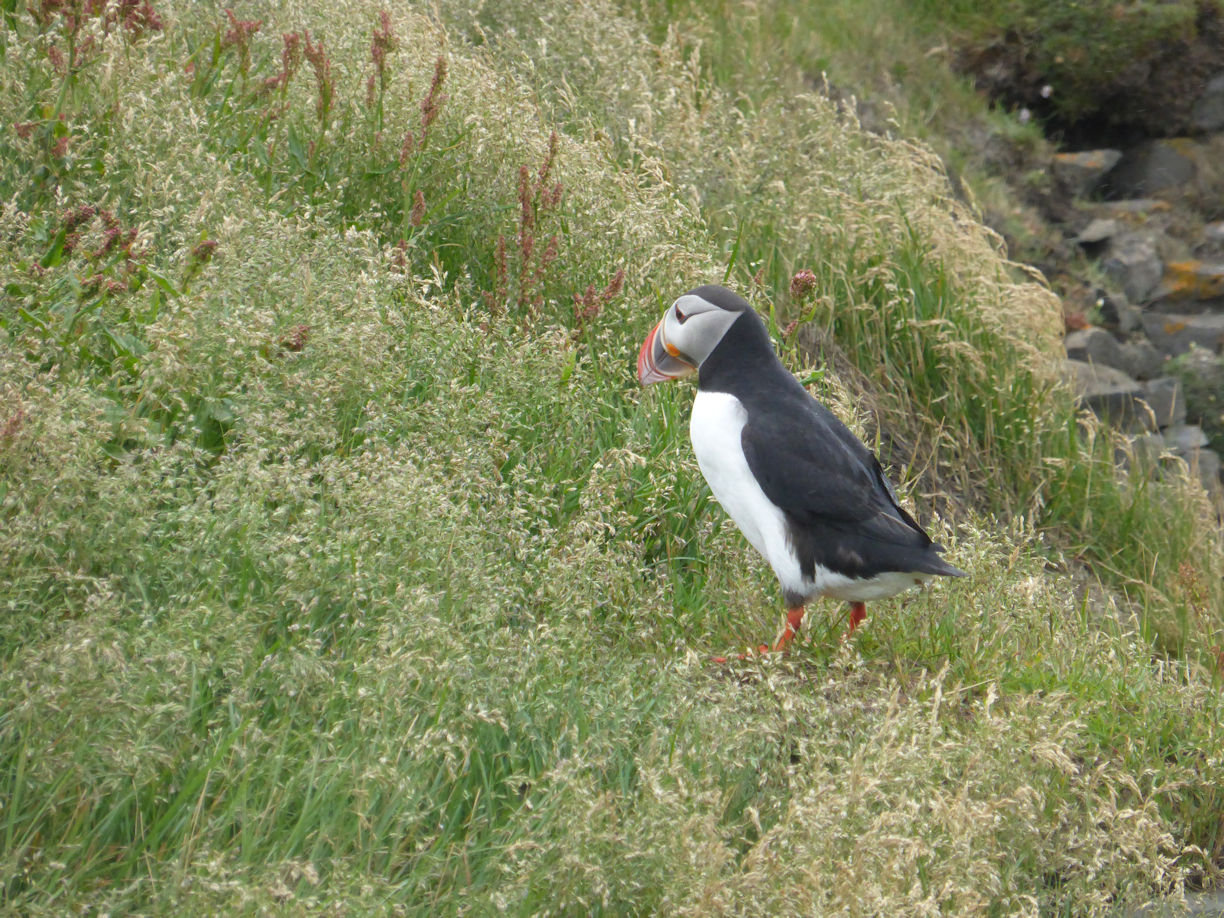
xmin=618 ymin=0 xmax=1055 ymax=242
xmin=2 ymin=0 xmax=1224 ymax=913
xmin=444 ymin=0 xmax=1224 ymax=647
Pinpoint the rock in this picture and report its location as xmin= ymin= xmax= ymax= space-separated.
xmin=1167 ymin=347 xmax=1224 ymax=457
xmin=1140 ymin=376 xmax=1186 ymax=428
xmin=1205 ymin=222 xmax=1224 ymax=245
xmin=1106 ymin=139 xmax=1198 ymax=198
xmin=1074 ymin=218 xmax=1119 ymax=245
xmin=1064 ymin=327 xmax=1125 ymax=370
xmin=1096 ymin=198 xmax=1172 ymax=217
xmin=1098 ymin=291 xmax=1143 ymax=335
xmin=1102 ymin=233 xmax=1163 ymax=303
xmin=1185 ymin=447 xmax=1222 ymax=493
xmin=1164 ymin=424 xmax=1209 ymax=453
xmin=1117 ymin=339 xmax=1165 ymax=380
xmin=1174 ymin=345 xmax=1224 ymax=381
xmin=1191 ymin=72 xmax=1224 ymax=133
xmin=1141 ymin=312 xmax=1224 ymax=357
xmin=1060 ymin=358 xmax=1155 ymax=430
xmin=1159 ymin=260 xmax=1224 ymax=302
xmin=1052 ymin=149 xmax=1122 ymax=197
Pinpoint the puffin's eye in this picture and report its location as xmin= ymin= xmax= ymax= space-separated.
xmin=674 ymin=305 xmax=688 ymax=323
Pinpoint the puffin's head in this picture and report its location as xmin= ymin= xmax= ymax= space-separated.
xmin=637 ymin=285 xmax=751 ymax=385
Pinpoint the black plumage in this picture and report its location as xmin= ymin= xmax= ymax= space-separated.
xmin=697 ymin=298 xmax=963 ymax=603
xmin=638 ymin=283 xmax=964 ymax=652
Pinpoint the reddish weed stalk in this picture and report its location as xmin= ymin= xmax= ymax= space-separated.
xmin=32 ymin=0 xmax=162 ymax=40
xmin=409 ymin=190 xmax=426 ymax=227
xmin=181 ymin=239 xmax=217 ymax=289
xmin=61 ymin=204 xmax=137 ymax=262
xmin=485 ymin=132 xmax=563 ymax=318
xmin=400 ymin=55 xmax=448 ymax=158
xmin=221 ymin=9 xmax=261 ymax=76
xmin=573 ymin=268 xmax=625 ymax=330
xmin=30 ymin=0 xmax=162 ymax=130
xmin=782 ymin=268 xmax=819 ymax=336
xmin=115 ymin=0 xmax=162 ymax=35
xmin=303 ymin=31 xmax=335 ymax=124
xmin=47 ymin=204 xmax=147 ymax=307
xmin=0 ymin=407 xmax=26 ymax=445
xmin=394 ymin=55 xmax=448 ymax=240
xmin=366 ymin=10 xmax=398 ymax=125
xmin=261 ymin=31 xmax=303 ymax=96
xmin=789 ymin=268 xmax=818 ymax=301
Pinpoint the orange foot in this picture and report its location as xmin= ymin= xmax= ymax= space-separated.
xmin=713 ymin=605 xmax=805 ymax=663
xmin=844 ymin=601 xmax=867 ymax=639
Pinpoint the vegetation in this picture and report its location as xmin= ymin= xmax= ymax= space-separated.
xmin=2 ymin=0 xmax=1223 ymax=913
xmin=459 ymin=0 xmax=1223 ymax=644
xmin=938 ymin=0 xmax=1217 ymax=123
xmin=620 ymin=0 xmax=1056 ymax=249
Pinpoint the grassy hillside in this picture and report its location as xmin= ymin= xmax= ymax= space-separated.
xmin=445 ymin=0 xmax=1223 ymax=645
xmin=2 ymin=0 xmax=1223 ymax=914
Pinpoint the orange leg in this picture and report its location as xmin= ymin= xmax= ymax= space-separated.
xmin=844 ymin=601 xmax=867 ymax=639
xmin=713 ymin=605 xmax=805 ymax=663
xmin=772 ymin=604 xmax=806 ymax=652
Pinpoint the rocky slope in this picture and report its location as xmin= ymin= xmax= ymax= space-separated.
xmin=964 ymin=31 xmax=1224 ymax=499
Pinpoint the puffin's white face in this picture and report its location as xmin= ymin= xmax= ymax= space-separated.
xmin=637 ymin=290 xmax=743 ymax=385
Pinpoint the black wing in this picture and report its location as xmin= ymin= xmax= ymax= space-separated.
xmin=740 ymin=393 xmax=957 ymax=579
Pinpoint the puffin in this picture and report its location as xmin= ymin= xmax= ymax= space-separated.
xmin=637 ymin=284 xmax=965 ymax=655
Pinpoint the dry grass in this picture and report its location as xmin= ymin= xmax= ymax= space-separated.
xmin=437 ymin=0 xmax=1224 ymax=645
xmin=2 ymin=0 xmax=1223 ymax=914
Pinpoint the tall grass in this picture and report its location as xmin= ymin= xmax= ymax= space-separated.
xmin=446 ymin=0 xmax=1224 ymax=648
xmin=2 ymin=0 xmax=1224 ymax=914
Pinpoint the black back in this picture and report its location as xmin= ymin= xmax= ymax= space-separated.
xmin=699 ymin=308 xmax=963 ymax=584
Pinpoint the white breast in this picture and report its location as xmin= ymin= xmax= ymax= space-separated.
xmin=689 ymin=391 xmax=932 ymax=604
xmin=689 ymin=391 xmax=806 ymax=597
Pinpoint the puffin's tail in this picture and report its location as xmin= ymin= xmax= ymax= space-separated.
xmin=923 ymin=543 xmax=967 ymax=578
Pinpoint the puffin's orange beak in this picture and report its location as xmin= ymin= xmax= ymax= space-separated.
xmin=637 ymin=318 xmax=695 ymax=385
